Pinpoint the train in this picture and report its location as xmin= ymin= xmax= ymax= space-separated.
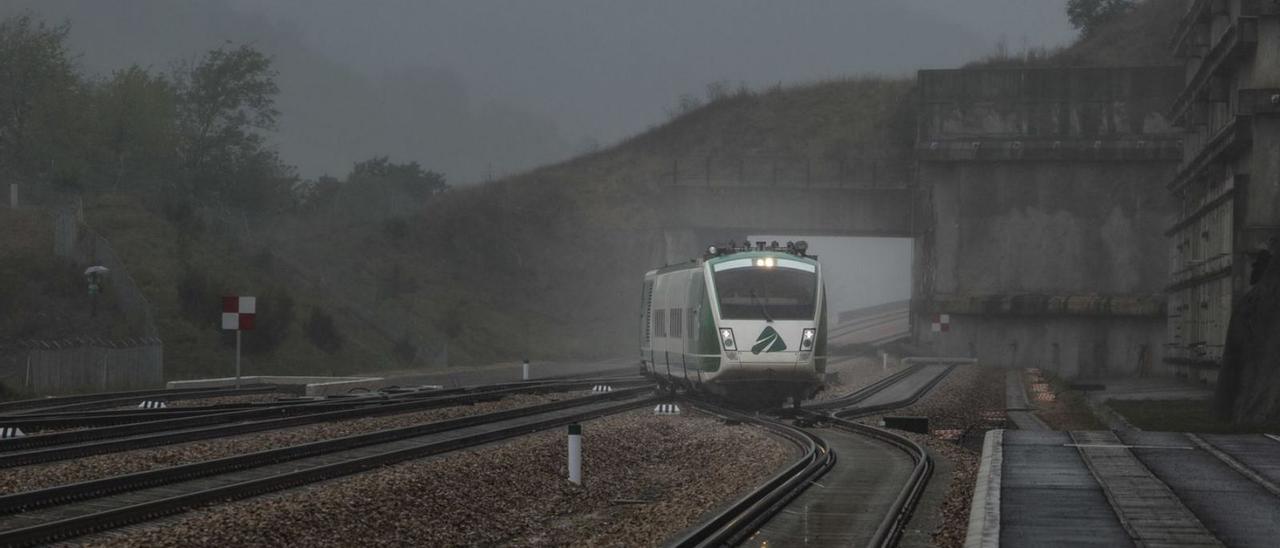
xmin=639 ymin=240 xmax=827 ymax=406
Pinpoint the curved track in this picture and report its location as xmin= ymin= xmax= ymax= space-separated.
xmin=666 ymin=402 xmax=835 ymax=548
xmin=0 ymin=387 xmax=657 ymax=547
xmin=671 ymin=361 xmax=960 ymax=547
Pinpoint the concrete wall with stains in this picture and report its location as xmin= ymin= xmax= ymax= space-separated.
xmin=915 ymin=66 xmax=1183 ymax=378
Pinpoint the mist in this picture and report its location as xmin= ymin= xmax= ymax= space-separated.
xmin=4 ymin=0 xmax=1074 ymax=182
xmin=753 ymin=236 xmax=914 ymax=314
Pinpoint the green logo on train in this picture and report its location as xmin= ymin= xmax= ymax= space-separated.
xmin=751 ymin=326 xmax=787 ymax=354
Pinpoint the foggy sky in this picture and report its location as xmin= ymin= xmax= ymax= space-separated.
xmin=6 ymin=1 xmax=1076 ymax=182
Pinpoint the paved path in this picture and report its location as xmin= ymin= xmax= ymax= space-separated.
xmin=1005 ymin=370 xmax=1049 ymax=431
xmin=968 ymin=430 xmax=1280 ymax=547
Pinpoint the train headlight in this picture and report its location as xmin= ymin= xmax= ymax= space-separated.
xmin=719 ymin=328 xmax=737 ymax=351
xmin=800 ymin=328 xmax=816 ymax=351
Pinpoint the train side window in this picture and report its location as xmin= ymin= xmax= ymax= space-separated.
xmin=655 ymin=308 xmax=666 ymax=337
xmin=670 ymin=308 xmax=682 ymax=339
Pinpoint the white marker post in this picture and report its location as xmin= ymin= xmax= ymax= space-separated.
xmin=567 ymin=423 xmax=582 ymax=485
xmin=882 ymin=351 xmax=888 ymax=371
xmin=522 ymin=358 xmax=530 ymax=381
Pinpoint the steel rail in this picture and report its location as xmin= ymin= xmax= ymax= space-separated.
xmin=692 ymin=361 xmax=959 ymax=547
xmin=810 ymin=412 xmax=934 ymax=548
xmin=0 ymin=377 xmax=640 ymax=431
xmin=802 ymin=363 xmax=926 ymax=412
xmin=0 ymin=388 xmax=658 ymax=547
xmin=0 ymin=385 xmax=282 ymax=414
xmin=665 ymin=401 xmax=835 ymax=548
xmin=0 ymin=379 xmax=651 ymax=464
xmin=0 ymin=385 xmax=282 ymax=416
xmin=832 ymin=364 xmax=957 ymax=419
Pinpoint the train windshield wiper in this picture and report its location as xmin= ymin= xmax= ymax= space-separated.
xmin=750 ymin=289 xmax=774 ymax=323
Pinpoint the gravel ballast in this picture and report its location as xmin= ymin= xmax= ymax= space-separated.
xmin=87 ymin=408 xmax=794 ymax=547
xmin=855 ymin=365 xmax=1005 ymax=548
xmin=1 ymin=392 xmax=585 ymax=496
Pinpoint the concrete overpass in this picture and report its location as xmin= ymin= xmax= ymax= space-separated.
xmin=653 ymin=66 xmax=1186 ymax=379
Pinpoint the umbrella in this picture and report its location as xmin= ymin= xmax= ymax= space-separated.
xmin=84 ymin=266 xmax=110 ymax=276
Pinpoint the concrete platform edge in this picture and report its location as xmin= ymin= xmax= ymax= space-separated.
xmin=964 ymin=429 xmax=1004 ymax=548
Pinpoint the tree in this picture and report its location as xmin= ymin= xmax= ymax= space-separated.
xmin=0 ymin=14 xmax=83 ymax=184
xmin=305 ymin=307 xmax=343 ymax=354
xmin=93 ymin=66 xmax=178 ymax=191
xmin=174 ymin=44 xmax=290 ymax=210
xmin=1067 ymin=0 xmax=1136 ymax=37
xmin=348 ymin=156 xmax=448 ymax=200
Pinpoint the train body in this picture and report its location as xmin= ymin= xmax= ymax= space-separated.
xmin=639 ymin=243 xmax=827 ymax=405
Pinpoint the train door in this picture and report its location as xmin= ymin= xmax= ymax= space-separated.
xmin=640 ymin=278 xmax=655 ymax=373
xmin=653 ymin=276 xmax=671 ymax=378
xmin=687 ymin=270 xmax=706 ymax=386
xmin=663 ymin=271 xmax=690 ymax=384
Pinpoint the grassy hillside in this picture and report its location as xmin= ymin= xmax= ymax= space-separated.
xmin=79 ymin=194 xmax=404 ymax=380
xmin=5 ymin=1 xmax=1188 ymax=381
xmin=0 ymin=208 xmax=124 ymax=340
xmin=969 ymin=0 xmax=1184 ymax=68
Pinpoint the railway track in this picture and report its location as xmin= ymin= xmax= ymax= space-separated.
xmin=0 ymin=385 xmax=282 ymax=416
xmin=0 ymin=386 xmax=658 ymax=547
xmin=0 ymin=378 xmax=649 ymax=466
xmin=672 ymin=360 xmax=961 ymax=547
xmin=667 ymin=402 xmax=835 ymax=548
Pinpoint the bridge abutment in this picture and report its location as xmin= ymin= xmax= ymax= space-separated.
xmin=915 ymin=67 xmax=1183 ymax=379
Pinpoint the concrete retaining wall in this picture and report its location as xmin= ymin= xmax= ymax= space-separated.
xmin=917 ymin=67 xmax=1183 ymax=379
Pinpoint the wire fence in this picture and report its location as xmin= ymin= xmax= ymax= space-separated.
xmin=0 ymin=338 xmax=164 ymax=394
xmin=1 ymin=183 xmax=165 ymax=394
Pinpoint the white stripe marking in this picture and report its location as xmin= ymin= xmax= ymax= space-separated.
xmin=1063 ymin=443 xmax=1194 ymax=450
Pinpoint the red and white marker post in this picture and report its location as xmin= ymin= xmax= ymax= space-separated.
xmin=221 ymin=296 xmax=256 ymax=387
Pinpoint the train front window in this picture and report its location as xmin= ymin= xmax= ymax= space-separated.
xmin=713 ymin=266 xmax=816 ymax=320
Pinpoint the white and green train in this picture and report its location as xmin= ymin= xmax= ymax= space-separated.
xmin=639 ymin=241 xmax=828 ymax=405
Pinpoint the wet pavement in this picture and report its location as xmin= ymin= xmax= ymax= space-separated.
xmin=972 ymin=430 xmax=1280 ymax=547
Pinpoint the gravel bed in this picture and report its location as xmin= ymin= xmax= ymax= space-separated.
xmin=892 ymin=429 xmax=979 ymax=548
xmin=1032 ymin=371 xmax=1107 ymax=430
xmin=165 ymin=393 xmax=299 ymax=408
xmin=1 ymin=392 xmax=587 ymax=496
xmin=86 ymin=408 xmax=794 ymax=547
xmin=854 ymin=365 xmax=1005 ymax=548
xmin=808 ymin=355 xmax=907 ymax=402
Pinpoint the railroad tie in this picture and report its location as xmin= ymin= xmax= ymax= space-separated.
xmin=1069 ymin=431 xmax=1222 ymax=547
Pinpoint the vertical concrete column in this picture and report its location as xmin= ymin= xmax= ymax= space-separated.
xmin=8 ymin=184 xmax=16 ymax=208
